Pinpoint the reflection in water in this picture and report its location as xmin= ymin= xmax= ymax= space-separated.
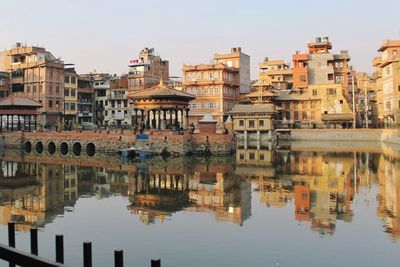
xmin=0 ymin=144 xmax=399 ymax=240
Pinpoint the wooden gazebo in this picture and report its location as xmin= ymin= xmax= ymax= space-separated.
xmin=128 ymin=80 xmax=195 ymax=130
xmin=0 ymin=95 xmax=42 ymax=132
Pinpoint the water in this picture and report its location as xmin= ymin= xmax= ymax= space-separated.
xmin=0 ymin=141 xmax=399 ymax=267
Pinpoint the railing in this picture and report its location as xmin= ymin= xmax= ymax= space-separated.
xmin=1 ymin=222 xmax=161 ymax=267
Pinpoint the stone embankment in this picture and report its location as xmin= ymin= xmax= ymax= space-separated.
xmin=0 ymin=130 xmax=235 ymax=156
xmin=289 ymin=129 xmax=400 ymax=145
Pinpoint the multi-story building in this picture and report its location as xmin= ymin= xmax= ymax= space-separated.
xmin=91 ymin=73 xmax=112 ymax=125
xmin=127 ymin=48 xmax=169 ymax=93
xmin=182 ymin=63 xmax=239 ymax=125
xmin=213 ymin=47 xmax=250 ymax=94
xmin=258 ymin=57 xmax=293 ymax=90
xmin=77 ymin=75 xmax=94 ymax=125
xmin=63 ymin=68 xmax=78 ymax=125
xmin=0 ymin=71 xmax=9 ymax=99
xmin=0 ymin=43 xmax=64 ymax=125
xmin=371 ymin=57 xmax=384 ymax=127
xmin=104 ymin=75 xmax=132 ymax=127
xmin=375 ymin=39 xmax=400 ymax=127
xmin=292 ymin=37 xmax=352 ymax=99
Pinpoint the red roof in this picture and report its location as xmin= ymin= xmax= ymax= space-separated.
xmin=0 ymin=95 xmax=42 ymax=108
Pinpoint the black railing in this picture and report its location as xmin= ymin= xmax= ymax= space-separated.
xmin=1 ymin=222 xmax=161 ymax=267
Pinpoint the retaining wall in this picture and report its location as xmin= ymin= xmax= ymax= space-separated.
xmin=289 ymin=129 xmax=400 ymax=145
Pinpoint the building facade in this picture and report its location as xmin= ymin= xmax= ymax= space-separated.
xmin=63 ymin=68 xmax=78 ymax=125
xmin=128 ymin=48 xmax=169 ymax=93
xmin=258 ymin=58 xmax=293 ymax=90
xmin=104 ymin=75 xmax=132 ymax=127
xmin=213 ymin=47 xmax=250 ymax=94
xmin=77 ymin=75 xmax=94 ymax=125
xmin=182 ymin=63 xmax=239 ymax=125
xmin=375 ymin=39 xmax=400 ymax=127
xmin=0 ymin=43 xmax=65 ymax=125
xmin=0 ymin=71 xmax=9 ymax=99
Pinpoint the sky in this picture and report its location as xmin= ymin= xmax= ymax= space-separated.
xmin=1 ymin=0 xmax=400 ymax=79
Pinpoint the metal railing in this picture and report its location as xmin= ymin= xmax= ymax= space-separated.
xmin=1 ymin=222 xmax=161 ymax=267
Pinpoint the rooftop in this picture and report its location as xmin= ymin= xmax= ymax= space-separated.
xmin=0 ymin=95 xmax=42 ymax=108
xmin=129 ymin=80 xmax=195 ymax=100
xmin=229 ymin=103 xmax=276 ymax=114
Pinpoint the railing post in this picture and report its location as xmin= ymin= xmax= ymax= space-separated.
xmin=30 ymin=228 xmax=38 ymax=255
xmin=55 ymin=234 xmax=64 ymax=263
xmin=8 ymin=222 xmax=15 ymax=267
xmin=151 ymin=259 xmax=161 ymax=267
xmin=114 ymin=250 xmax=123 ymax=267
xmin=83 ymin=241 xmax=92 ymax=267
xmin=8 ymin=222 xmax=15 ymax=248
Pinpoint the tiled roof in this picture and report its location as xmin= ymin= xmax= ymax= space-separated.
xmin=274 ymin=89 xmax=319 ymax=101
xmin=0 ymin=95 xmax=42 ymax=108
xmin=229 ymin=103 xmax=276 ymax=114
xmin=129 ymin=81 xmax=195 ymax=100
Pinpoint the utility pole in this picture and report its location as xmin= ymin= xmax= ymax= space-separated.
xmin=352 ymin=72 xmax=356 ymax=128
xmin=364 ymin=75 xmax=368 ymax=128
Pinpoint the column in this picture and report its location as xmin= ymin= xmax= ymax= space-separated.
xmin=152 ymin=110 xmax=156 ymax=129
xmin=169 ymin=109 xmax=173 ymax=128
xmin=158 ymin=109 xmax=161 ymax=130
xmin=175 ymin=109 xmax=178 ymax=129
xmin=180 ymin=109 xmax=184 ymax=128
xmin=163 ymin=109 xmax=167 ymax=129
xmin=257 ymin=130 xmax=260 ymax=150
xmin=134 ymin=109 xmax=138 ymax=126
xmin=244 ymin=130 xmax=248 ymax=150
xmin=146 ymin=110 xmax=150 ymax=129
xmin=185 ymin=109 xmax=189 ymax=128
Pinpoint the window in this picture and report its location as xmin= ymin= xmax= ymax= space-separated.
xmin=71 ymin=89 xmax=76 ymax=97
xmin=328 ymin=73 xmax=334 ymax=80
xmin=259 ymin=120 xmax=264 ymax=127
xmin=294 ymin=111 xmax=299 ymax=120
xmin=285 ymin=111 xmax=290 ymax=120
xmin=64 ymin=89 xmax=69 ymax=96
xmin=300 ymin=75 xmax=306 ymax=82
xmin=259 ymin=154 xmax=264 ymax=160
xmin=326 ymin=88 xmax=336 ymax=96
xmin=64 ymin=76 xmax=69 ymax=83
xmin=249 ymin=153 xmax=255 ymax=160
xmin=248 ymin=120 xmax=255 ymax=128
xmin=239 ymin=120 xmax=244 ymax=127
xmin=302 ymin=111 xmax=307 ymax=120
xmin=49 ymin=100 xmax=53 ymax=108
xmin=71 ymin=103 xmax=75 ymax=110
xmin=71 ymin=76 xmax=76 ymax=84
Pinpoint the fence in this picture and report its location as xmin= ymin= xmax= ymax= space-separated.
xmin=0 ymin=222 xmax=161 ymax=267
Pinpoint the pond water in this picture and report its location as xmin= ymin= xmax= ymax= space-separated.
xmin=0 ymin=141 xmax=399 ymax=267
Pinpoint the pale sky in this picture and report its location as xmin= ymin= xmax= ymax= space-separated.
xmin=1 ymin=0 xmax=399 ymax=78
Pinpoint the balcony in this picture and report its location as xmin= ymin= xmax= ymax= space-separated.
xmin=107 ymin=94 xmax=126 ymax=100
xmin=78 ymin=99 xmax=92 ymax=105
xmin=78 ymin=112 xmax=93 ymax=117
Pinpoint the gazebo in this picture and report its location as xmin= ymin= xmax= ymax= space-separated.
xmin=128 ymin=80 xmax=195 ymax=130
xmin=0 ymin=95 xmax=42 ymax=132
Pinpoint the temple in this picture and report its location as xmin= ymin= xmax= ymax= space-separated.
xmin=128 ymin=80 xmax=195 ymax=130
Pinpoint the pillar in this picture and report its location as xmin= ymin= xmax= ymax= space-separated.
xmin=158 ymin=109 xmax=161 ymax=130
xmin=175 ymin=109 xmax=178 ymax=128
xmin=169 ymin=109 xmax=173 ymax=128
xmin=180 ymin=109 xmax=184 ymax=128
xmin=162 ymin=109 xmax=167 ymax=129
xmin=134 ymin=109 xmax=138 ymax=125
xmin=11 ymin=115 xmax=14 ymax=132
xmin=257 ymin=130 xmax=260 ymax=150
xmin=185 ymin=109 xmax=189 ymax=128
xmin=146 ymin=110 xmax=150 ymax=129
xmin=244 ymin=130 xmax=248 ymax=150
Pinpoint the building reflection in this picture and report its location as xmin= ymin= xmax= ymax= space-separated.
xmin=127 ymin=157 xmax=252 ymax=226
xmin=0 ymin=144 xmax=399 ymax=238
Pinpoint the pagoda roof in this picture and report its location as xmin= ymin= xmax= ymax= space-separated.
xmin=0 ymin=95 xmax=42 ymax=109
xmin=129 ymin=80 xmax=195 ymax=101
